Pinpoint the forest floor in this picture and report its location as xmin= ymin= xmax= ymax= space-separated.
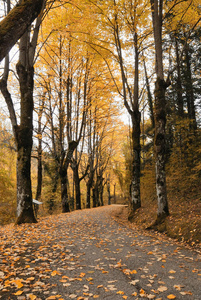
xmin=0 ymin=205 xmax=201 ymax=300
xmin=114 ymin=196 xmax=201 ymax=250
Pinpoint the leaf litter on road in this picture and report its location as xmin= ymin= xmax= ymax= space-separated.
xmin=0 ymin=205 xmax=200 ymax=299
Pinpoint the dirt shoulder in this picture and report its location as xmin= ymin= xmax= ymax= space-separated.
xmin=110 ymin=204 xmax=201 ymax=252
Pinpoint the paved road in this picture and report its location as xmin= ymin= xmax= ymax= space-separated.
xmin=0 ymin=205 xmax=200 ymax=299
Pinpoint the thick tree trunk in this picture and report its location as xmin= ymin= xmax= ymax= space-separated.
xmin=86 ymin=183 xmax=91 ymax=208
xmin=60 ymin=166 xmax=70 ymax=213
xmin=107 ymin=181 xmax=111 ymax=205
xmin=130 ymin=111 xmax=141 ymax=212
xmin=0 ymin=0 xmax=44 ymax=62
xmin=100 ymin=180 xmax=104 ymax=206
xmin=92 ymin=185 xmax=98 ymax=208
xmin=86 ymin=171 xmax=94 ymax=209
xmin=34 ymin=138 xmax=42 ymax=217
xmin=60 ymin=141 xmax=78 ymax=213
xmin=48 ymin=173 xmax=59 ymax=214
xmin=73 ymin=163 xmax=81 ymax=210
xmin=150 ymin=0 xmax=169 ymax=224
xmin=144 ymin=60 xmax=155 ymax=128
xmin=15 ymin=63 xmax=36 ymax=224
xmin=154 ymin=78 xmax=169 ymax=220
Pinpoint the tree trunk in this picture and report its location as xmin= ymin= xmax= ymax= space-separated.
xmin=144 ymin=60 xmax=155 ymax=128
xmin=107 ymin=181 xmax=111 ymax=205
xmin=154 ymin=78 xmax=169 ymax=220
xmin=34 ymin=139 xmax=42 ymax=217
xmin=184 ymin=44 xmax=197 ymax=131
xmin=60 ymin=166 xmax=70 ymax=213
xmin=130 ymin=111 xmax=141 ymax=212
xmin=86 ymin=170 xmax=94 ymax=209
xmin=60 ymin=141 xmax=78 ymax=213
xmin=48 ymin=172 xmax=59 ymax=214
xmin=0 ymin=0 xmax=44 ymax=62
xmin=130 ymin=33 xmax=141 ymax=213
xmin=15 ymin=63 xmax=36 ymax=224
xmin=150 ymin=0 xmax=169 ymax=223
xmin=92 ymin=185 xmax=98 ymax=208
xmin=86 ymin=182 xmax=91 ymax=209
xmin=175 ymin=38 xmax=184 ymax=118
xmin=73 ymin=163 xmax=81 ymax=210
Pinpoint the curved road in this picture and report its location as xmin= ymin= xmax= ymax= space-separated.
xmin=0 ymin=205 xmax=200 ymax=299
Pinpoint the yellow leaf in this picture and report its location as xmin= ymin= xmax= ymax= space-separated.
xmin=13 ymin=280 xmax=23 ymax=289
xmin=14 ymin=291 xmax=23 ymax=296
xmin=148 ymin=251 xmax=153 ymax=255
xmin=140 ymin=289 xmax=146 ymax=294
xmin=123 ymin=296 xmax=128 ymax=299
xmin=169 ymin=270 xmax=176 ymax=274
xmin=167 ymin=295 xmax=176 ymax=299
xmin=130 ymin=270 xmax=137 ymax=274
xmin=27 ymin=277 xmax=35 ymax=281
xmin=132 ymin=292 xmax=137 ymax=296
xmin=86 ymin=277 xmax=93 ymax=281
xmin=93 ymin=296 xmax=100 ymax=298
xmin=51 ymin=270 xmax=60 ymax=276
xmin=117 ymin=291 xmax=124 ymax=295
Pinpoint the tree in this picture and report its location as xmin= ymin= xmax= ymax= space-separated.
xmin=149 ymin=0 xmax=170 ymax=222
xmin=0 ymin=0 xmax=46 ymax=224
xmin=0 ymin=0 xmax=44 ymax=62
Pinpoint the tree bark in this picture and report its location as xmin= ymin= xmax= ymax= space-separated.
xmin=184 ymin=43 xmax=197 ymax=131
xmin=154 ymin=78 xmax=169 ymax=220
xmin=130 ymin=33 xmax=141 ymax=213
xmin=175 ymin=38 xmax=184 ymax=118
xmin=60 ymin=141 xmax=78 ymax=212
xmin=0 ymin=0 xmax=44 ymax=62
xmin=60 ymin=166 xmax=70 ymax=213
xmin=86 ymin=182 xmax=92 ymax=209
xmin=72 ymin=162 xmax=81 ymax=210
xmin=150 ymin=0 xmax=169 ymax=222
xmin=130 ymin=110 xmax=141 ymax=212
xmin=15 ymin=62 xmax=37 ymax=224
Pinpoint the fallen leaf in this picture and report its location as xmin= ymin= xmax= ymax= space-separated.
xmin=14 ymin=290 xmax=23 ymax=296
xmin=130 ymin=279 xmax=139 ymax=285
xmin=168 ymin=270 xmax=176 ymax=274
xmin=167 ymin=295 xmax=176 ymax=299
xmin=51 ymin=270 xmax=60 ymax=276
xmin=13 ymin=279 xmax=23 ymax=289
xmin=69 ymin=295 xmax=77 ymax=299
xmin=132 ymin=292 xmax=137 ymax=296
xmin=140 ymin=288 xmax=146 ymax=295
xmin=117 ymin=291 xmax=124 ymax=295
xmin=147 ymin=295 xmax=156 ymax=299
xmin=158 ymin=286 xmax=168 ymax=292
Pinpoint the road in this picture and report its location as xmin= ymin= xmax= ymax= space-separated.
xmin=0 ymin=205 xmax=200 ymax=299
